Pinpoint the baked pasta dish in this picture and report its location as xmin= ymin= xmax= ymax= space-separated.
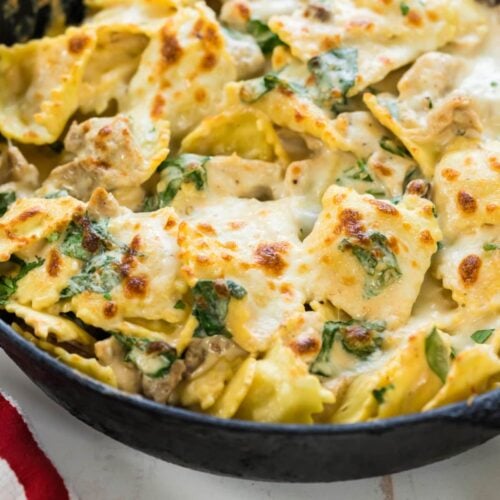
xmin=0 ymin=0 xmax=498 ymax=424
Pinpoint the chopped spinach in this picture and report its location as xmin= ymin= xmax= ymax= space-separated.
xmin=60 ymin=216 xmax=116 ymax=261
xmin=307 ymin=47 xmax=358 ymax=111
xmin=471 ymin=328 xmax=494 ymax=344
xmin=310 ymin=320 xmax=386 ymax=376
xmin=0 ymin=191 xmax=16 ymax=217
xmin=44 ymin=190 xmax=69 ymax=199
xmin=483 ymin=242 xmax=499 ymax=251
xmin=379 ymin=136 xmax=411 ymax=158
xmin=174 ymin=300 xmax=186 ymax=310
xmin=400 ymin=2 xmax=410 ymax=15
xmin=60 ymin=250 xmax=123 ymax=299
xmin=0 ymin=256 xmax=44 ymax=306
xmin=240 ymin=71 xmax=307 ymax=103
xmin=143 ymin=154 xmax=209 ymax=211
xmin=46 ymin=231 xmax=61 ymax=243
xmin=425 ymin=327 xmax=449 ymax=384
xmin=372 ymin=383 xmax=395 ymax=404
xmin=192 ymin=279 xmax=247 ymax=338
xmin=246 ymin=19 xmax=286 ymax=54
xmin=114 ymin=333 xmax=177 ymax=378
xmin=341 ymin=159 xmax=373 ymax=182
xmin=339 ymin=231 xmax=402 ymax=298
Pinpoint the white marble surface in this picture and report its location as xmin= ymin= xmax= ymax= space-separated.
xmin=1 ymin=350 xmax=499 ymax=500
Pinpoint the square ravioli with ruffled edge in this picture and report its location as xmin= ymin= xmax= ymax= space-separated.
xmin=177 ymin=196 xmax=307 ymax=353
xmin=304 ymin=185 xmax=441 ymax=328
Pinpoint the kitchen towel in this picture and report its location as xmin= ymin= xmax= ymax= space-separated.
xmin=0 ymin=391 xmax=74 ymax=500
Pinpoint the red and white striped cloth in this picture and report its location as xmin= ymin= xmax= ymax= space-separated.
xmin=0 ymin=392 xmax=74 ymax=500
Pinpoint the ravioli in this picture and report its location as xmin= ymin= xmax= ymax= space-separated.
xmin=0 ymin=0 xmax=498 ymax=425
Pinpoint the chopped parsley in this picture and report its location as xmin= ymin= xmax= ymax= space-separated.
xmin=471 ymin=328 xmax=494 ymax=344
xmin=425 ymin=327 xmax=449 ymax=384
xmin=339 ymin=231 xmax=402 ymax=298
xmin=0 ymin=191 xmax=16 ymax=217
xmin=246 ymin=19 xmax=286 ymax=54
xmin=400 ymin=2 xmax=410 ymax=15
xmin=372 ymin=384 xmax=395 ymax=404
xmin=379 ymin=136 xmax=411 ymax=158
xmin=192 ymin=279 xmax=247 ymax=338
xmin=310 ymin=320 xmax=386 ymax=376
xmin=114 ymin=333 xmax=177 ymax=378
xmin=307 ymin=47 xmax=358 ymax=112
xmin=0 ymin=256 xmax=44 ymax=306
xmin=143 ymin=154 xmax=209 ymax=211
xmin=46 ymin=232 xmax=61 ymax=243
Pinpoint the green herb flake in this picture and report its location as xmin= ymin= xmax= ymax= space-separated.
xmin=174 ymin=299 xmax=186 ymax=310
xmin=44 ymin=190 xmax=69 ymax=199
xmin=400 ymin=2 xmax=410 ymax=15
xmin=307 ymin=47 xmax=358 ymax=111
xmin=192 ymin=279 xmax=247 ymax=338
xmin=0 ymin=256 xmax=44 ymax=306
xmin=491 ymin=81 xmax=498 ymax=88
xmin=0 ymin=191 xmax=16 ymax=217
xmin=372 ymin=384 xmax=395 ymax=404
xmin=246 ymin=19 xmax=286 ymax=54
xmin=144 ymin=154 xmax=209 ymax=211
xmin=114 ymin=333 xmax=177 ymax=378
xmin=380 ymin=136 xmax=411 ymax=158
xmin=483 ymin=243 xmax=499 ymax=251
xmin=46 ymin=232 xmax=61 ymax=243
xmin=339 ymin=231 xmax=402 ymax=298
xmin=310 ymin=320 xmax=386 ymax=376
xmin=471 ymin=329 xmax=494 ymax=344
xmin=240 ymin=71 xmax=306 ymax=104
xmin=425 ymin=327 xmax=449 ymax=384
xmin=342 ymin=159 xmax=373 ymax=182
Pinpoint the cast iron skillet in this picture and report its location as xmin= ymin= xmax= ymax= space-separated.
xmin=1 ymin=319 xmax=499 ymax=482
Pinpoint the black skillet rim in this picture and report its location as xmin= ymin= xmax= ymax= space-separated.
xmin=1 ymin=317 xmax=499 ymax=434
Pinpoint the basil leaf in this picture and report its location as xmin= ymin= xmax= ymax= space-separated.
xmin=246 ymin=19 xmax=286 ymax=54
xmin=114 ymin=333 xmax=177 ymax=378
xmin=341 ymin=159 xmax=373 ymax=182
xmin=0 ymin=191 xmax=16 ymax=217
xmin=192 ymin=279 xmax=247 ymax=338
xmin=339 ymin=231 xmax=402 ymax=298
xmin=471 ymin=329 xmax=494 ymax=344
xmin=310 ymin=320 xmax=386 ymax=376
xmin=144 ymin=154 xmax=209 ymax=211
xmin=425 ymin=327 xmax=449 ymax=383
xmin=0 ymin=256 xmax=44 ymax=306
xmin=372 ymin=384 xmax=395 ymax=404
xmin=307 ymin=47 xmax=358 ymax=111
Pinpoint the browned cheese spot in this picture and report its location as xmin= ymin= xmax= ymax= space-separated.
xmin=103 ymin=301 xmax=117 ymax=318
xmin=161 ymin=29 xmax=182 ymax=65
xmin=124 ymin=275 xmax=148 ymax=298
xmin=68 ymin=34 xmax=90 ymax=54
xmin=369 ymin=199 xmax=399 ymax=216
xmin=254 ymin=242 xmax=290 ymax=276
xmin=47 ymin=248 xmax=62 ymax=277
xmin=457 ymin=191 xmax=477 ymax=213
xmin=458 ymin=254 xmax=481 ymax=286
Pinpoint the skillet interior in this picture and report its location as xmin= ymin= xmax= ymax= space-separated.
xmin=1 ymin=318 xmax=499 ymax=482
